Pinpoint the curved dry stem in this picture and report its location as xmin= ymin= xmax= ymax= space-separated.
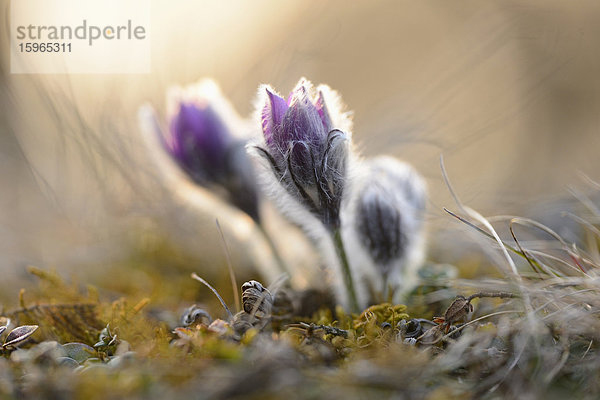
xmin=215 ymin=219 xmax=240 ymax=313
xmin=191 ymin=272 xmax=233 ymax=319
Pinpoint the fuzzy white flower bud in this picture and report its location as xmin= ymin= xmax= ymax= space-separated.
xmin=343 ymin=156 xmax=427 ymax=306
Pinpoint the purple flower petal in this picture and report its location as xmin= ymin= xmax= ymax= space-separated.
xmin=261 ymin=89 xmax=288 ymax=147
xmin=314 ymin=91 xmax=331 ymax=130
xmin=167 ymin=102 xmax=232 ymax=183
xmin=283 ymin=86 xmax=326 ymax=147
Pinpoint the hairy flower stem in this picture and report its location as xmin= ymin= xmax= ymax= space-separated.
xmin=333 ymin=229 xmax=360 ymax=313
xmin=257 ymin=222 xmax=290 ymax=277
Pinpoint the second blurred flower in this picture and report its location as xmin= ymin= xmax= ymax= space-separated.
xmin=160 ymin=79 xmax=260 ymax=221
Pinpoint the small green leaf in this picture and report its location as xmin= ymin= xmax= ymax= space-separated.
xmin=62 ymin=342 xmax=96 ymax=363
xmin=56 ymin=356 xmax=80 ymax=368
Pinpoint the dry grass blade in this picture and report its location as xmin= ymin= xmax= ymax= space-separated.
xmin=568 ymin=187 xmax=600 ymax=217
xmin=443 ymin=208 xmax=545 ymax=272
xmin=581 ymin=340 xmax=594 ymax=360
xmin=439 ymin=310 xmax=522 ymax=343
xmin=525 ymin=250 xmax=579 ymax=276
xmin=439 ymin=154 xmax=465 ymax=213
xmin=562 ymin=212 xmax=600 ymax=238
xmin=441 ymin=155 xmax=522 ymax=279
xmin=578 ymin=172 xmax=600 ymax=191
xmin=463 ymin=206 xmax=520 ymax=280
xmin=191 ymin=273 xmax=233 ymax=319
xmin=510 ymin=217 xmax=590 ymax=276
xmin=216 ymin=219 xmax=240 ymax=313
xmin=509 ymin=220 xmax=542 ymax=276
xmin=444 ymin=210 xmax=516 ymax=275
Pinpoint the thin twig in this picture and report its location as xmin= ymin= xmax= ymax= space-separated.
xmin=467 ymin=292 xmax=516 ymax=302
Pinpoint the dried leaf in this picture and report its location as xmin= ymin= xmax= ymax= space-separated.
xmin=3 ymin=325 xmax=39 ymax=348
xmin=208 ymin=319 xmax=231 ymax=336
xmin=180 ymin=305 xmax=212 ymax=327
xmin=241 ymin=280 xmax=273 ymax=319
xmin=419 ymin=325 xmax=443 ymax=345
xmin=442 ymin=296 xmax=473 ymax=326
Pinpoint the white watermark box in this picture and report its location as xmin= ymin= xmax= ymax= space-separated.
xmin=10 ymin=0 xmax=150 ymax=74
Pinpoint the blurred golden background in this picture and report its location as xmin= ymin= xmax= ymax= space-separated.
xmin=1 ymin=0 xmax=599 ymax=305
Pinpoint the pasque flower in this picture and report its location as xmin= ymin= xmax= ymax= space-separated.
xmin=254 ymin=78 xmax=350 ymax=230
xmin=344 ymin=156 xmax=427 ymax=304
xmin=166 ymin=99 xmax=231 ymax=183
xmin=250 ymin=78 xmax=360 ymax=311
xmin=160 ymin=80 xmax=260 ymax=221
